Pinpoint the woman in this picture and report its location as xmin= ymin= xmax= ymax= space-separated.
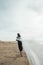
xmin=16 ymin=33 xmax=23 ymax=57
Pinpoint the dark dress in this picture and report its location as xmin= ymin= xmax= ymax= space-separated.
xmin=16 ymin=37 xmax=23 ymax=51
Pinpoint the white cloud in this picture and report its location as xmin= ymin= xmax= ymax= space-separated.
xmin=16 ymin=0 xmax=43 ymax=41
xmin=0 ymin=0 xmax=43 ymax=41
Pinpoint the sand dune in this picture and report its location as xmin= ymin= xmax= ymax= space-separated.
xmin=0 ymin=41 xmax=29 ymax=65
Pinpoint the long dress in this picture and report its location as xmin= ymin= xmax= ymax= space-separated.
xmin=16 ymin=37 xmax=23 ymax=51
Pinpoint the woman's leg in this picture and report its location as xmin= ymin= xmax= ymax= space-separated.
xmin=20 ymin=51 xmax=23 ymax=57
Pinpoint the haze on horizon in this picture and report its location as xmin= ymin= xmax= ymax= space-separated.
xmin=0 ymin=0 xmax=43 ymax=41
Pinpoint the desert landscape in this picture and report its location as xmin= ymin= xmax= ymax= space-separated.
xmin=0 ymin=41 xmax=29 ymax=65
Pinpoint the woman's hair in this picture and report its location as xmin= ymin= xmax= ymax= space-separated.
xmin=17 ymin=33 xmax=21 ymax=37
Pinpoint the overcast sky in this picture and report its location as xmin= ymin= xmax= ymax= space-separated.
xmin=0 ymin=0 xmax=43 ymax=41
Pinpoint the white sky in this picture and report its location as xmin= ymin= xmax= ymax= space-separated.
xmin=0 ymin=0 xmax=43 ymax=41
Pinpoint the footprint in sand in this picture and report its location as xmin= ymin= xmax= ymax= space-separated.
xmin=0 ymin=63 xmax=4 ymax=65
xmin=4 ymin=56 xmax=18 ymax=60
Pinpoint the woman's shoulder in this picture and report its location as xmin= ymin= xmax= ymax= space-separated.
xmin=16 ymin=37 xmax=22 ymax=41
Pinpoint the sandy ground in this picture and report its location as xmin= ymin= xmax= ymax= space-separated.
xmin=0 ymin=41 xmax=29 ymax=65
